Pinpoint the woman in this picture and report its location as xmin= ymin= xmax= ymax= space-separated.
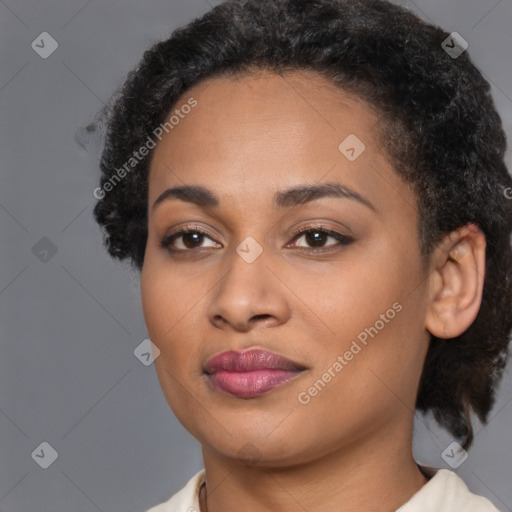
xmin=93 ymin=0 xmax=512 ymax=510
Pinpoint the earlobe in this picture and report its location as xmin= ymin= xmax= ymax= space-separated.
xmin=425 ymin=224 xmax=486 ymax=339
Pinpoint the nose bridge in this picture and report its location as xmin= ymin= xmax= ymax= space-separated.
xmin=207 ymin=233 xmax=289 ymax=329
xmin=217 ymin=235 xmax=269 ymax=307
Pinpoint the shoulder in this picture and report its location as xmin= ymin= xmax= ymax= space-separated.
xmin=145 ymin=469 xmax=205 ymax=512
xmin=397 ymin=468 xmax=501 ymax=512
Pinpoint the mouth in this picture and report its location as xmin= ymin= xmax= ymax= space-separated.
xmin=203 ymin=349 xmax=307 ymax=399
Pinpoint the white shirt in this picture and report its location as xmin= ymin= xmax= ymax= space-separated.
xmin=145 ymin=467 xmax=501 ymax=512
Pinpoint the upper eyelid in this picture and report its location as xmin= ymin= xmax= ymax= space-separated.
xmin=167 ymin=224 xmax=347 ymax=239
xmin=163 ymin=224 xmax=353 ymax=249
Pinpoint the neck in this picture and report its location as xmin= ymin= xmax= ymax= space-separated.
xmin=200 ymin=420 xmax=428 ymax=512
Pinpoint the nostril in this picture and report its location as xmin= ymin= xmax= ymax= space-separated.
xmin=249 ymin=314 xmax=274 ymax=326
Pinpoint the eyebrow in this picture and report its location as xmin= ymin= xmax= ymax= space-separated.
xmin=152 ymin=181 xmax=376 ymax=212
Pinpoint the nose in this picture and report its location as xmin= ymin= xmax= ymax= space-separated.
xmin=207 ymin=242 xmax=291 ymax=332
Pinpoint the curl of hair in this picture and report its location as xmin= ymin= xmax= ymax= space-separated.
xmin=93 ymin=0 xmax=512 ymax=449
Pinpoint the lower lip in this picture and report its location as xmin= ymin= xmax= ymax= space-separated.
xmin=206 ymin=369 xmax=302 ymax=398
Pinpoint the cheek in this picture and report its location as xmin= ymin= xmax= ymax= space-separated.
xmin=308 ymin=256 xmax=399 ymax=342
xmin=140 ymin=261 xmax=188 ymax=350
xmin=140 ymin=269 xmax=166 ymax=345
xmin=140 ymin=266 xmax=205 ymax=420
xmin=302 ymin=245 xmax=427 ymax=391
xmin=140 ymin=260 xmax=210 ymax=386
xmin=295 ymin=305 xmax=427 ymax=441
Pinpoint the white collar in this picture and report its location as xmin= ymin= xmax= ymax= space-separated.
xmin=146 ymin=466 xmax=500 ymax=511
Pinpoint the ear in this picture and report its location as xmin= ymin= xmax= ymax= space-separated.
xmin=425 ymin=224 xmax=486 ymax=339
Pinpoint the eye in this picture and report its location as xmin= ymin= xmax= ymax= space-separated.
xmin=160 ymin=226 xmax=221 ymax=252
xmin=159 ymin=224 xmax=354 ymax=254
xmin=288 ymin=225 xmax=354 ymax=252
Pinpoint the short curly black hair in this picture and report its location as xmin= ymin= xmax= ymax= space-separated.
xmin=93 ymin=0 xmax=512 ymax=450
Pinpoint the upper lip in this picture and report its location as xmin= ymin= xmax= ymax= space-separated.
xmin=203 ymin=349 xmax=306 ymax=374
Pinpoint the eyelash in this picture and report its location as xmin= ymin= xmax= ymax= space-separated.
xmin=159 ymin=224 xmax=354 ymax=254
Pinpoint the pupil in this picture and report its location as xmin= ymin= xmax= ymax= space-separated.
xmin=184 ymin=232 xmax=202 ymax=249
xmin=181 ymin=231 xmax=328 ymax=249
xmin=306 ymin=231 xmax=325 ymax=247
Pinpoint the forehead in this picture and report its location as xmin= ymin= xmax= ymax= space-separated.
xmin=148 ymin=70 xmax=410 ymax=216
xmin=152 ymin=69 xmax=380 ymax=161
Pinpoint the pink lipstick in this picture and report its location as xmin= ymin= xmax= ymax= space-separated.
xmin=203 ymin=349 xmax=306 ymax=398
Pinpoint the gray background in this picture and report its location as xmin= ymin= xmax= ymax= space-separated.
xmin=1 ymin=0 xmax=511 ymax=511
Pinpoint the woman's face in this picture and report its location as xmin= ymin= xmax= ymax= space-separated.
xmin=141 ymin=70 xmax=432 ymax=466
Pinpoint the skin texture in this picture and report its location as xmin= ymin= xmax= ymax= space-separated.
xmin=140 ymin=70 xmax=486 ymax=512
